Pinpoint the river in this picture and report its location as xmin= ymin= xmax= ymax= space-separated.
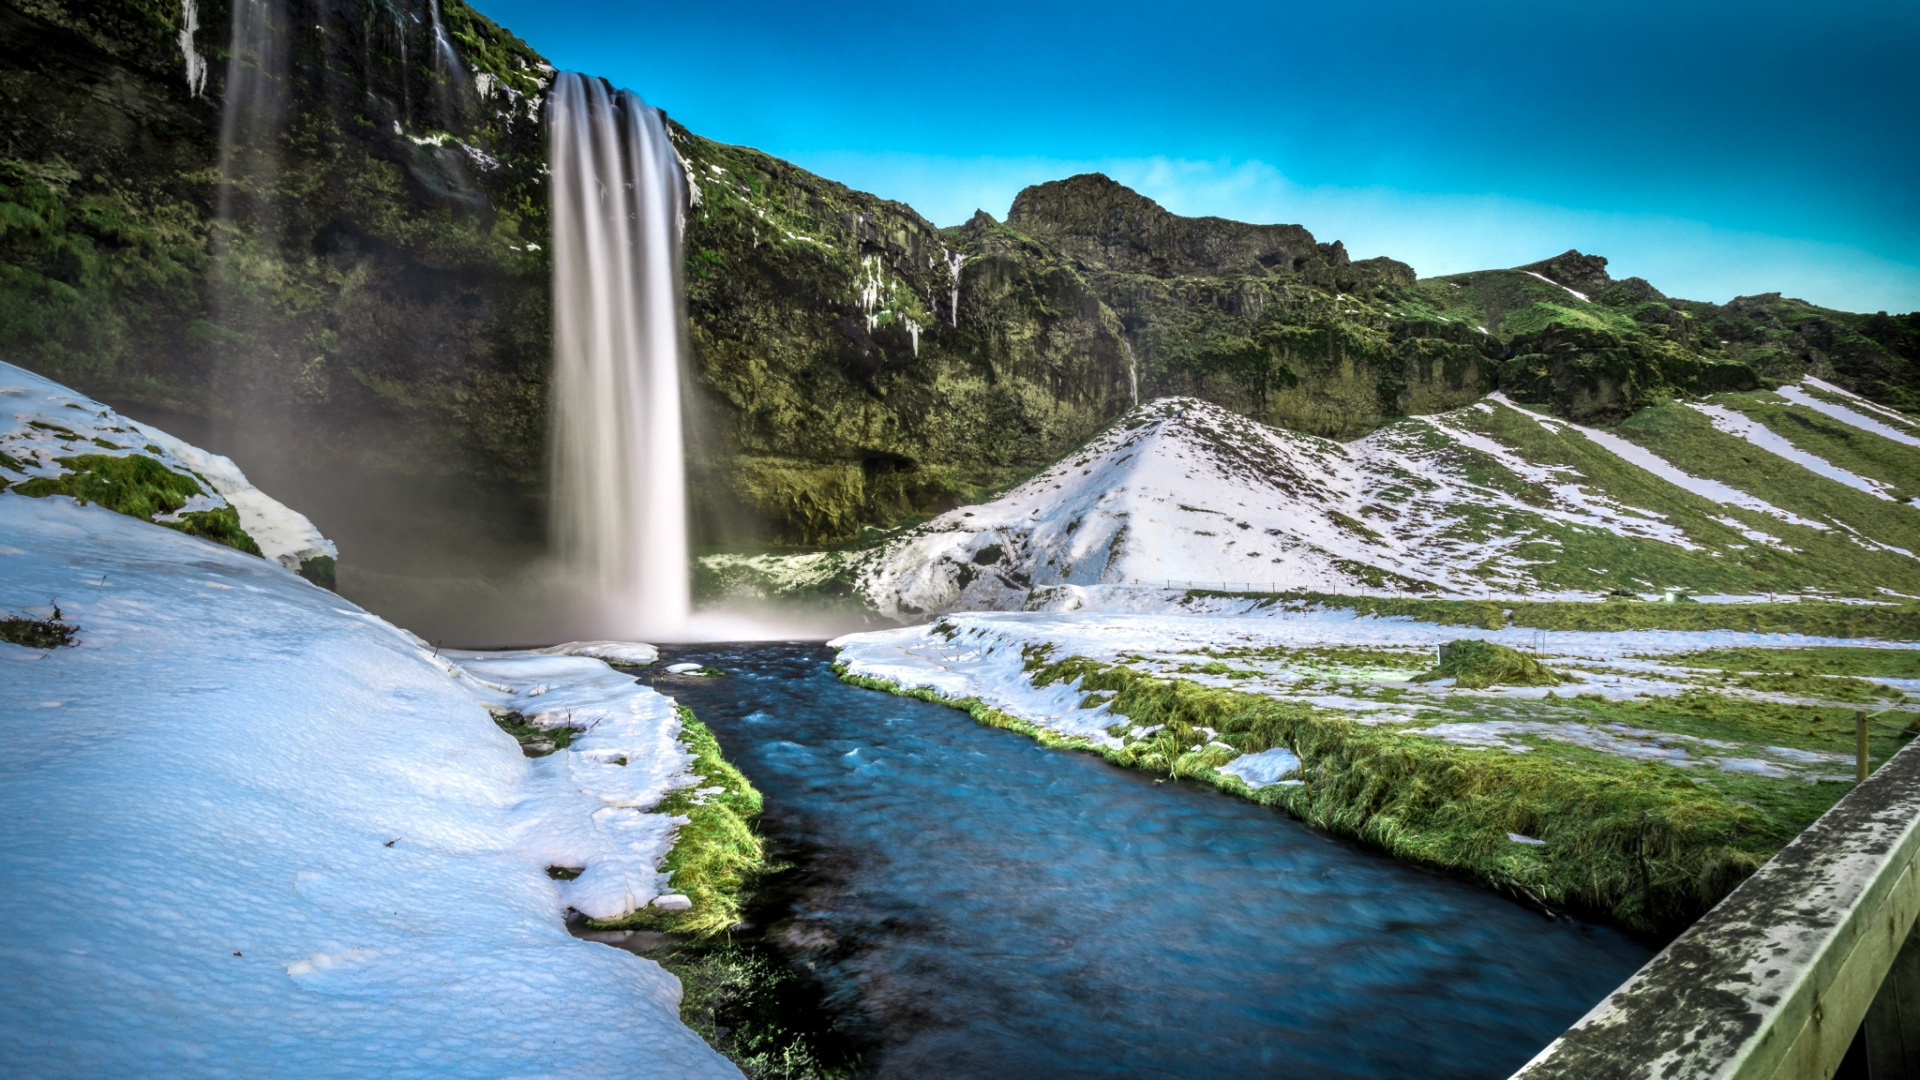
xmin=656 ymin=642 xmax=1652 ymax=1079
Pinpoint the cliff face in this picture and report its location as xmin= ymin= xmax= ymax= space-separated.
xmin=0 ymin=0 xmax=555 ymax=578
xmin=676 ymin=140 xmax=1132 ymax=547
xmin=0 ymin=0 xmax=1912 ymax=575
xmin=1006 ymin=172 xmax=1334 ymax=278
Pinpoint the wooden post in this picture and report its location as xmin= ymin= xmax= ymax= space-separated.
xmin=1860 ymin=711 xmax=1872 ymax=783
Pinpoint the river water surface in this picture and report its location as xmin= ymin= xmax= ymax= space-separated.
xmin=659 ymin=642 xmax=1652 ymax=1079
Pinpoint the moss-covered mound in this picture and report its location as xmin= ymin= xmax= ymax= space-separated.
xmin=14 ymin=453 xmax=260 ymax=555
xmin=1413 ymin=639 xmax=1573 ymax=689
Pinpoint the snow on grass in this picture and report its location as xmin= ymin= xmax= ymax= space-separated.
xmin=850 ymin=396 xmax=1745 ymax=620
xmin=1218 ymin=746 xmax=1302 ymax=788
xmin=1522 ymin=270 xmax=1591 ymax=303
xmin=834 ymin=607 xmax=1916 ymax=784
xmin=1553 ymin=412 xmax=1829 ymax=531
xmin=0 ymin=361 xmax=336 ymax=572
xmin=1779 ymin=380 xmax=1920 ymax=449
xmin=1802 ymin=377 xmax=1920 ymax=433
xmin=1688 ymin=402 xmax=1898 ymax=501
xmin=0 ymin=493 xmax=737 ymax=1077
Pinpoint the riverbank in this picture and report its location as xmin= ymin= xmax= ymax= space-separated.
xmin=665 ymin=641 xmax=1649 ymax=1078
xmin=833 ymin=608 xmax=1920 ymax=932
xmin=0 ymin=492 xmax=740 ymax=1077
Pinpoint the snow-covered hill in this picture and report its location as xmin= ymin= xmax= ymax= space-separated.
xmin=834 ymin=380 xmax=1920 ymax=620
xmin=0 ymin=360 xmax=337 ymax=582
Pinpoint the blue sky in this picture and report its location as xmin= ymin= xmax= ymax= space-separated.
xmin=470 ymin=0 xmax=1918 ymax=311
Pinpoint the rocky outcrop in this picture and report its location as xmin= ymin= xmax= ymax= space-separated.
xmin=1006 ymin=173 xmax=1339 ymax=279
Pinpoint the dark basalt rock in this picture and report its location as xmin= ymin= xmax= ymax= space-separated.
xmin=1006 ymin=172 xmax=1338 ymax=279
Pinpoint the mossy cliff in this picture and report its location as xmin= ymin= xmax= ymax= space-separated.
xmin=0 ymin=0 xmax=554 ymax=575
xmin=1 ymin=0 xmax=1913 ymax=567
xmin=675 ymin=137 xmax=1133 ymax=546
xmin=1003 ymin=174 xmax=1500 ymax=438
xmin=1417 ymin=250 xmax=1920 ymax=423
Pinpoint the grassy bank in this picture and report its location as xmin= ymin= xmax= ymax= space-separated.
xmin=837 ymin=654 xmax=1891 ymax=934
xmin=588 ymin=707 xmax=768 ymax=936
xmin=1189 ymin=591 xmax=1920 ymax=639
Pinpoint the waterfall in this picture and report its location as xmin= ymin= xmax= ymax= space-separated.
xmin=946 ymin=249 xmax=964 ymax=327
xmin=217 ymin=0 xmax=287 ymax=219
xmin=547 ymin=72 xmax=691 ymax=633
xmin=178 ymin=0 xmax=207 ymax=98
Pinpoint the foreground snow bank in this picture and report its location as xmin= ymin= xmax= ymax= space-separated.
xmin=0 ymin=494 xmax=736 ymax=1078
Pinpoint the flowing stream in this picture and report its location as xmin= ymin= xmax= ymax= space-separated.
xmin=659 ymin=643 xmax=1654 ymax=1079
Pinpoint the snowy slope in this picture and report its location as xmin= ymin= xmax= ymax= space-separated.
xmin=0 ymin=494 xmax=736 ymax=1078
xmin=0 ymin=360 xmax=336 ymax=574
xmin=844 ymin=383 xmax=1920 ymax=620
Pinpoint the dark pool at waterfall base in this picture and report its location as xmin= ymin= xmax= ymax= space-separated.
xmin=656 ymin=642 xmax=1655 ymax=1079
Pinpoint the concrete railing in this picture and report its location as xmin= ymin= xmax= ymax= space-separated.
xmin=1513 ymin=738 xmax=1920 ymax=1079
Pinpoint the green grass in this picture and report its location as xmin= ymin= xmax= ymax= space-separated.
xmin=1184 ymin=591 xmax=1920 ymax=639
xmin=1028 ymin=657 xmax=1804 ymax=932
xmin=1658 ymin=645 xmax=1920 ymax=679
xmin=12 ymin=453 xmax=262 ymax=556
xmin=591 ymin=707 xmax=766 ymax=936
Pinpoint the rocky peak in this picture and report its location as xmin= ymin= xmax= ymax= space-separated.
xmin=1006 ymin=173 xmax=1342 ymax=279
xmin=1516 ymin=250 xmax=1615 ymax=298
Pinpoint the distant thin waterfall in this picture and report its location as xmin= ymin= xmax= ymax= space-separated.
xmin=217 ymin=0 xmax=288 ymax=222
xmin=178 ymin=0 xmax=207 ymax=98
xmin=547 ymin=72 xmax=691 ymax=632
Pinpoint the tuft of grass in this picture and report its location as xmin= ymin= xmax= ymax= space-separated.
xmin=664 ymin=942 xmax=863 ymax=1080
xmin=1413 ymin=639 xmax=1573 ymax=689
xmin=13 ymin=453 xmax=262 ymax=556
xmin=593 ymin=707 xmax=766 ymax=936
xmin=1 ymin=614 xmax=77 ymax=649
xmin=488 ymin=709 xmax=576 ymax=757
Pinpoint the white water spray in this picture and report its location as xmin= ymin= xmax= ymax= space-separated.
xmin=547 ymin=72 xmax=691 ymax=634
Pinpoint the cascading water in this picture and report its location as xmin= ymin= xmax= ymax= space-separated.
xmin=547 ymin=72 xmax=692 ymax=634
xmin=216 ymin=0 xmax=288 ymax=225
